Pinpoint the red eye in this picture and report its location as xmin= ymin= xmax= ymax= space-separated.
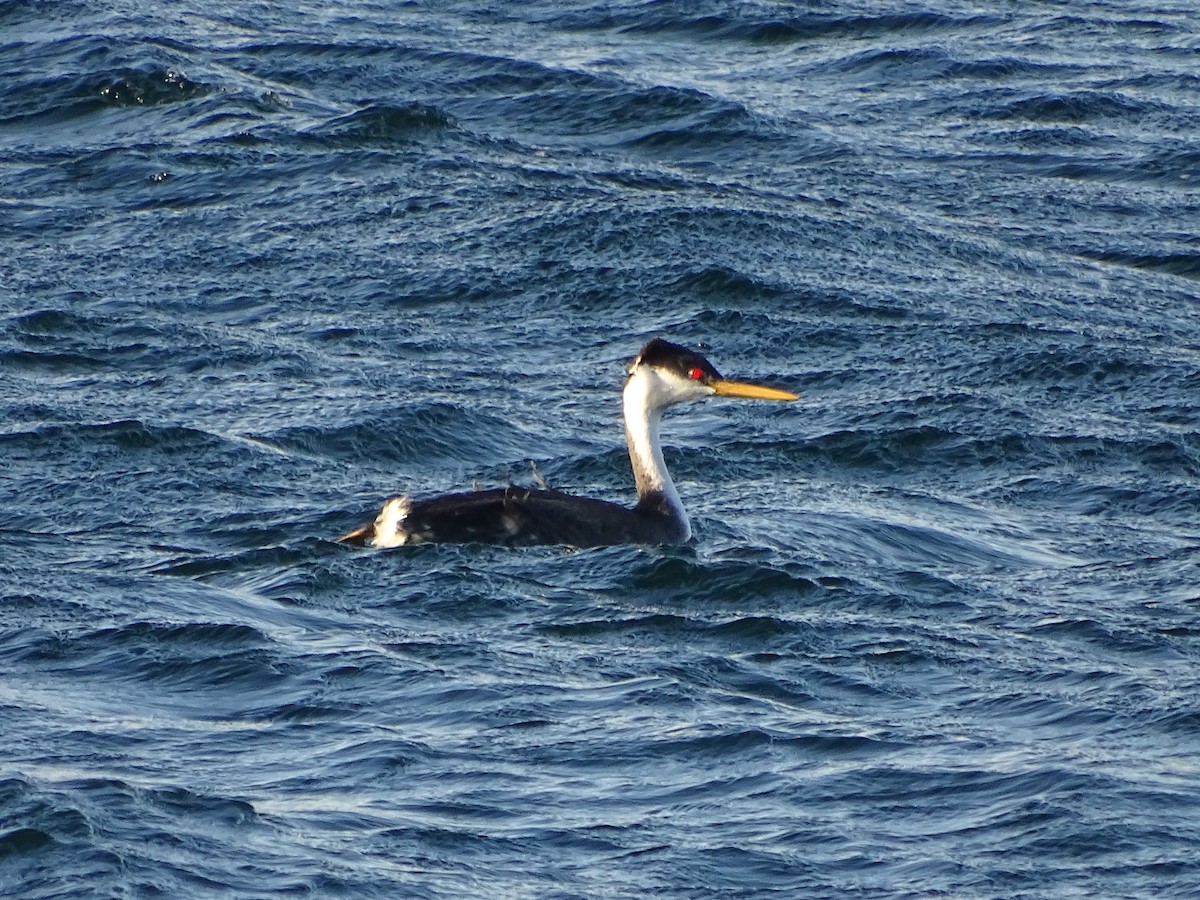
xmin=689 ymin=367 xmax=704 ymax=381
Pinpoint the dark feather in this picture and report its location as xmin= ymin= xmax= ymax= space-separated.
xmin=402 ymin=487 xmax=685 ymax=547
xmin=633 ymin=338 xmax=721 ymax=383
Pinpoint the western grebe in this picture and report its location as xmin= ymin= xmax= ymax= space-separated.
xmin=338 ymin=338 xmax=797 ymax=548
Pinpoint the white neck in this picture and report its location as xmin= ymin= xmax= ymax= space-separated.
xmin=622 ymin=371 xmax=691 ymax=540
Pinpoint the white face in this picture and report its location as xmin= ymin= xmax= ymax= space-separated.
xmin=624 ymin=361 xmax=715 ymax=412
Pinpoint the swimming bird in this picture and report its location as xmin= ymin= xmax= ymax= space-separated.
xmin=338 ymin=338 xmax=797 ymax=548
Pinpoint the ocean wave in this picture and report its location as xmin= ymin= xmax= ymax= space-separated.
xmin=12 ymin=620 xmax=282 ymax=692
xmin=625 ymin=554 xmax=819 ymax=600
xmin=259 ymin=402 xmax=539 ymax=466
xmin=224 ymin=38 xmax=790 ymax=157
xmin=0 ymin=826 xmax=54 ymax=857
xmin=0 ymin=419 xmax=226 ymax=455
xmin=561 ymin=7 xmax=1000 ymax=45
xmin=486 ymin=78 xmax=773 ymax=155
xmin=1 ymin=303 xmax=305 ymax=375
xmin=785 ymin=423 xmax=1200 ymax=481
xmin=1075 ymin=248 xmax=1200 ymax=280
xmin=979 ymin=90 xmax=1172 ymax=125
xmin=0 ymin=774 xmax=262 ymax=893
xmin=303 ymin=102 xmax=457 ymax=145
xmin=4 ymin=2 xmax=1200 ymax=896
xmin=0 ymin=34 xmax=212 ymax=127
xmin=648 ymin=725 xmax=903 ymax=760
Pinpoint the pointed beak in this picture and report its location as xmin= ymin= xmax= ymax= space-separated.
xmin=711 ymin=379 xmax=799 ymax=401
xmin=337 ymin=523 xmax=373 ymax=544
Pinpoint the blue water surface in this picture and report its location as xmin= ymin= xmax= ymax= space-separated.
xmin=2 ymin=1 xmax=1199 ymax=897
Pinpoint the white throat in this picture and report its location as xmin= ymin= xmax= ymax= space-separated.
xmin=622 ymin=368 xmax=691 ymax=541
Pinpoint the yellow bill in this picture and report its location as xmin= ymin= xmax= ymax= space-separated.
xmin=711 ymin=379 xmax=799 ymax=401
xmin=337 ymin=523 xmax=373 ymax=543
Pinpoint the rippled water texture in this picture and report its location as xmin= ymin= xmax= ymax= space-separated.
xmin=3 ymin=1 xmax=1199 ymax=897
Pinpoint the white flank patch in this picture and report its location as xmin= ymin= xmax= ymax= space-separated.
xmin=370 ymin=496 xmax=412 ymax=548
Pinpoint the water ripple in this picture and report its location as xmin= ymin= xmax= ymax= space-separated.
xmin=4 ymin=1 xmax=1200 ymax=897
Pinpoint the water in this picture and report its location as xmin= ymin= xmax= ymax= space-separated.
xmin=3 ymin=1 xmax=1199 ymax=896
